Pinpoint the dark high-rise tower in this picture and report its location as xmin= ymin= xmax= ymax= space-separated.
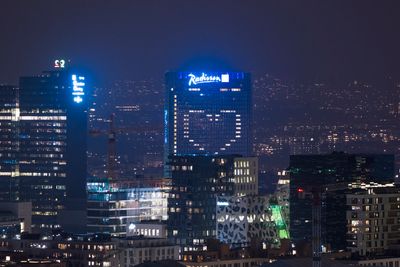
xmin=167 ymin=154 xmax=259 ymax=251
xmin=1 ymin=62 xmax=88 ymax=232
xmin=164 ymin=72 xmax=252 ymax=176
xmin=289 ymin=152 xmax=394 ymax=251
xmin=167 ymin=155 xmax=236 ymax=251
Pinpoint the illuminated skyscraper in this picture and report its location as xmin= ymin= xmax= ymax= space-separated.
xmin=0 ymin=62 xmax=88 ymax=231
xmin=164 ymin=72 xmax=252 ymax=176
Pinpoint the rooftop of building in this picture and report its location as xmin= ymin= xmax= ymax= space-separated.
xmin=289 ymin=151 xmax=394 ymax=159
xmin=118 ymin=236 xmax=176 ymax=248
xmin=262 ymin=257 xmax=354 ymax=267
xmin=135 ymin=260 xmax=185 ymax=267
xmin=347 ymin=182 xmax=400 ymax=195
xmin=16 ymin=232 xmax=114 ymax=243
xmin=87 ymin=177 xmax=171 ymax=190
xmin=134 ymin=219 xmax=165 ymax=224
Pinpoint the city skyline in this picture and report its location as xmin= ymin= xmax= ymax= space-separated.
xmin=86 ymin=71 xmax=400 ymax=180
xmin=0 ymin=1 xmax=400 ymax=266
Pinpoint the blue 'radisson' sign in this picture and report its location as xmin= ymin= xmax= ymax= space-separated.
xmin=188 ymin=73 xmax=229 ymax=86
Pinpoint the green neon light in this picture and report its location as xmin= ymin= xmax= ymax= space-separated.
xmin=271 ymin=205 xmax=289 ymax=239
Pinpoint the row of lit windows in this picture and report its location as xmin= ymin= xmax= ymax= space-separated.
xmin=235 ymin=161 xmax=250 ymax=168
xmin=19 ymin=172 xmax=66 ymax=177
xmin=220 ymin=88 xmax=241 ymax=92
xmin=235 ymin=179 xmax=256 ymax=187
xmin=0 ymin=116 xmax=14 ymax=120
xmin=171 ymin=165 xmax=193 ymax=171
xmin=24 ymin=121 xmax=66 ymax=126
xmin=173 ymin=95 xmax=178 ymax=154
xmin=32 ymin=211 xmax=58 ymax=216
xmin=58 ymin=243 xmax=114 ymax=251
xmin=234 ymin=168 xmax=251 ymax=176
xmin=351 ymin=219 xmax=385 ymax=227
xmin=22 ymin=109 xmax=65 ymax=114
xmin=350 ymin=197 xmax=383 ymax=204
xmin=19 ymin=154 xmax=65 ymax=159
xmin=32 ymin=185 xmax=66 ymax=190
xmin=130 ymin=228 xmax=160 ymax=237
xmin=18 ymin=160 xmax=66 ymax=165
xmin=19 ymin=116 xmax=67 ymax=121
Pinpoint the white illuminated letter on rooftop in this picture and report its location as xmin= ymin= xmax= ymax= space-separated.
xmin=188 ymin=73 xmax=230 ymax=86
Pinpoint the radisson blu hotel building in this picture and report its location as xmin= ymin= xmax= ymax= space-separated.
xmin=164 ymin=71 xmax=252 ymax=175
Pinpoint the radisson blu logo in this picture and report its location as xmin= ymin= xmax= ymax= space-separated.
xmin=71 ymin=74 xmax=85 ymax=103
xmin=188 ymin=73 xmax=230 ymax=86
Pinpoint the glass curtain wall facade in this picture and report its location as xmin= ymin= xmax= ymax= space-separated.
xmin=167 ymin=155 xmax=236 ymax=251
xmin=87 ymin=178 xmax=170 ymax=237
xmin=11 ymin=69 xmax=88 ymax=231
xmin=164 ymin=72 xmax=252 ymax=176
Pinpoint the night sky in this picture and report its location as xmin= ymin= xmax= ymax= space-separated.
xmin=1 ymin=0 xmax=400 ymax=84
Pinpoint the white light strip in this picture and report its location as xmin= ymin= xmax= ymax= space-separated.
xmin=19 ymin=116 xmax=67 ymax=121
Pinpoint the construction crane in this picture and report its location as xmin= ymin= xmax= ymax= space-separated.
xmin=89 ymin=113 xmax=162 ymax=180
xmin=311 ymin=187 xmax=322 ymax=267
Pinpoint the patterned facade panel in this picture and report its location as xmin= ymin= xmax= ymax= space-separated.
xmin=216 ymin=196 xmax=278 ymax=247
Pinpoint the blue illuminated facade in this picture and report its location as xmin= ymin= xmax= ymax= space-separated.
xmin=164 ymin=71 xmax=252 ymax=176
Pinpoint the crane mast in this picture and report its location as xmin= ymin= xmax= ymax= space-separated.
xmin=312 ymin=188 xmax=322 ymax=267
xmin=107 ymin=113 xmax=117 ymax=180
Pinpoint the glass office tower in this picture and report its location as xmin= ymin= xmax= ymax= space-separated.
xmin=164 ymin=72 xmax=252 ymax=176
xmin=167 ymin=155 xmax=236 ymax=251
xmin=16 ymin=67 xmax=87 ymax=231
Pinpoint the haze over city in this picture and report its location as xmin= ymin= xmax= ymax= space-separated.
xmin=1 ymin=1 xmax=400 ymax=83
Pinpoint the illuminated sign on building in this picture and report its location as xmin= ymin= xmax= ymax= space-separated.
xmin=54 ymin=59 xmax=66 ymax=68
xmin=188 ymin=73 xmax=230 ymax=86
xmin=71 ymin=74 xmax=85 ymax=103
